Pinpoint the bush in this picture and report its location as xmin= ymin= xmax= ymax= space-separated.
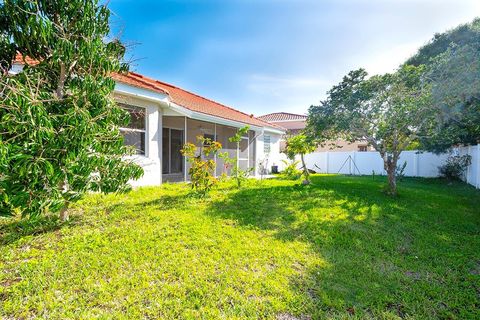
xmin=283 ymin=134 xmax=316 ymax=184
xmin=438 ymin=154 xmax=472 ymax=180
xmin=181 ymin=136 xmax=222 ymax=196
xmin=280 ymin=160 xmax=301 ymax=180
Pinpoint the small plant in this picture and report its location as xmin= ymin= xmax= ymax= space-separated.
xmin=438 ymin=154 xmax=472 ymax=181
xmin=280 ymin=159 xmax=301 ymax=180
xmin=219 ymin=126 xmax=253 ymax=188
xmin=395 ymin=161 xmax=407 ymax=181
xmin=257 ymin=158 xmax=269 ymax=181
xmin=181 ymin=136 xmax=222 ymax=196
xmin=284 ymin=134 xmax=316 ymax=185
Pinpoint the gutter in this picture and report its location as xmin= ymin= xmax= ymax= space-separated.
xmin=114 ymin=82 xmax=285 ymax=134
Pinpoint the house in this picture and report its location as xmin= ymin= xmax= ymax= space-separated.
xmin=12 ymin=57 xmax=285 ymax=186
xmin=259 ymin=112 xmax=372 ymax=152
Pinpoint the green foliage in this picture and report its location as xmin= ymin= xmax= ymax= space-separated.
xmin=181 ymin=136 xmax=222 ymax=196
xmin=219 ymin=126 xmax=253 ymax=188
xmin=407 ymin=18 xmax=480 ymax=66
xmin=0 ymin=0 xmax=143 ymax=219
xmin=280 ymin=159 xmax=301 ymax=180
xmin=407 ymin=18 xmax=480 ymax=152
xmin=308 ymin=65 xmax=433 ymax=195
xmin=284 ymin=134 xmax=316 ymax=184
xmin=438 ymin=154 xmax=472 ymax=181
xmin=1 ymin=175 xmax=479 ymax=318
xmin=284 ymin=134 xmax=316 ymax=160
xmin=395 ymin=161 xmax=407 ymax=181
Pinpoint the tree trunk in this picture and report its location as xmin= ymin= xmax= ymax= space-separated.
xmin=301 ymin=154 xmax=310 ymax=185
xmin=387 ymin=166 xmax=397 ymax=196
xmin=383 ymin=154 xmax=398 ymax=196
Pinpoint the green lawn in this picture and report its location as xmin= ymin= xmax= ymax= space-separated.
xmin=1 ymin=175 xmax=479 ymax=319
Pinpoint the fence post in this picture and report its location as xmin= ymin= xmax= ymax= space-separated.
xmin=477 ymin=144 xmax=480 ymax=189
xmin=467 ymin=145 xmax=471 ymax=185
xmin=326 ymin=152 xmax=329 ymax=174
xmin=349 ymin=152 xmax=353 ymax=175
xmin=353 ymin=151 xmax=357 ymax=175
xmin=414 ymin=152 xmax=419 ymax=177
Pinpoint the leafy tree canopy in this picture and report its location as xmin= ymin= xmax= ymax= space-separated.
xmin=407 ymin=18 xmax=480 ymax=151
xmin=307 ymin=65 xmax=433 ymax=195
xmin=407 ymin=18 xmax=480 ymax=66
xmin=0 ymin=0 xmax=143 ymax=219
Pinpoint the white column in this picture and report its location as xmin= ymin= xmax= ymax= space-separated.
xmin=214 ymin=123 xmax=217 ymax=177
xmin=158 ymin=107 xmax=163 ymax=185
xmin=184 ymin=117 xmax=187 ymax=182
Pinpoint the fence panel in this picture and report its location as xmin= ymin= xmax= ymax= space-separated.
xmin=459 ymin=145 xmax=479 ymax=188
xmin=303 ymin=147 xmax=480 ymax=189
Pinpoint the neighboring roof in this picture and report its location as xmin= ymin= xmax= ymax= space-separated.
xmin=13 ymin=54 xmax=281 ymax=130
xmin=276 ymin=121 xmax=306 ymax=131
xmin=258 ymin=112 xmax=308 ymax=122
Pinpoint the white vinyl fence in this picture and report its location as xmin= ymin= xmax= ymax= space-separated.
xmin=302 ymin=144 xmax=480 ymax=189
xmin=459 ymin=144 xmax=480 ymax=189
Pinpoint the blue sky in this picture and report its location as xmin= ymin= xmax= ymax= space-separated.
xmin=109 ymin=0 xmax=479 ymax=116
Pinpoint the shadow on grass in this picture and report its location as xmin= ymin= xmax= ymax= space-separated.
xmin=204 ymin=175 xmax=480 ymax=318
xmin=0 ymin=215 xmax=78 ymax=246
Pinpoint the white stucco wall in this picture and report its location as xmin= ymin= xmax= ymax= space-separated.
xmin=255 ymin=131 xmax=286 ymax=175
xmin=115 ymin=94 xmax=163 ymax=187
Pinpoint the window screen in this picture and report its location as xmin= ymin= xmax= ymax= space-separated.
xmin=120 ymin=105 xmax=146 ymax=155
xmin=264 ymin=135 xmax=271 ymax=154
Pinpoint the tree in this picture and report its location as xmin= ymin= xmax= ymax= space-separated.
xmin=407 ymin=18 xmax=480 ymax=151
xmin=284 ymin=134 xmax=316 ymax=185
xmin=307 ymin=65 xmax=433 ymax=195
xmin=0 ymin=0 xmax=143 ymax=220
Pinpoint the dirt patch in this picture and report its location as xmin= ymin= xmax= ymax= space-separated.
xmin=404 ymin=271 xmax=422 ymax=281
xmin=0 ymin=277 xmax=22 ymax=287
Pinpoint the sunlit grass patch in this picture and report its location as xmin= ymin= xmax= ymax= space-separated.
xmin=1 ymin=175 xmax=479 ymax=319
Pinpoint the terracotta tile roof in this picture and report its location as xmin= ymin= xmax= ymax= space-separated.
xmin=113 ymin=72 xmax=282 ymax=130
xmin=13 ymin=54 xmax=282 ymax=130
xmin=14 ymin=53 xmax=39 ymax=66
xmin=111 ymin=72 xmax=169 ymax=95
xmin=258 ymin=112 xmax=308 ymax=122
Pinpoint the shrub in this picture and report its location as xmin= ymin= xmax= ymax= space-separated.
xmin=395 ymin=161 xmax=407 ymax=181
xmin=181 ymin=136 xmax=222 ymax=196
xmin=438 ymin=154 xmax=472 ymax=180
xmin=280 ymin=160 xmax=301 ymax=180
xmin=0 ymin=0 xmax=143 ymax=220
xmin=284 ymin=134 xmax=316 ymax=184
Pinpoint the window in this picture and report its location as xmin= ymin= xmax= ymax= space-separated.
xmin=264 ymin=135 xmax=271 ymax=154
xmin=120 ymin=105 xmax=146 ymax=155
xmin=358 ymin=145 xmax=367 ymax=152
xmin=203 ymin=133 xmax=216 ymax=146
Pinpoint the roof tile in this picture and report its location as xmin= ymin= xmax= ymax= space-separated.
xmin=258 ymin=112 xmax=308 ymax=122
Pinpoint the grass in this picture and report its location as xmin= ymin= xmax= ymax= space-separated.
xmin=1 ymin=175 xmax=479 ymax=319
